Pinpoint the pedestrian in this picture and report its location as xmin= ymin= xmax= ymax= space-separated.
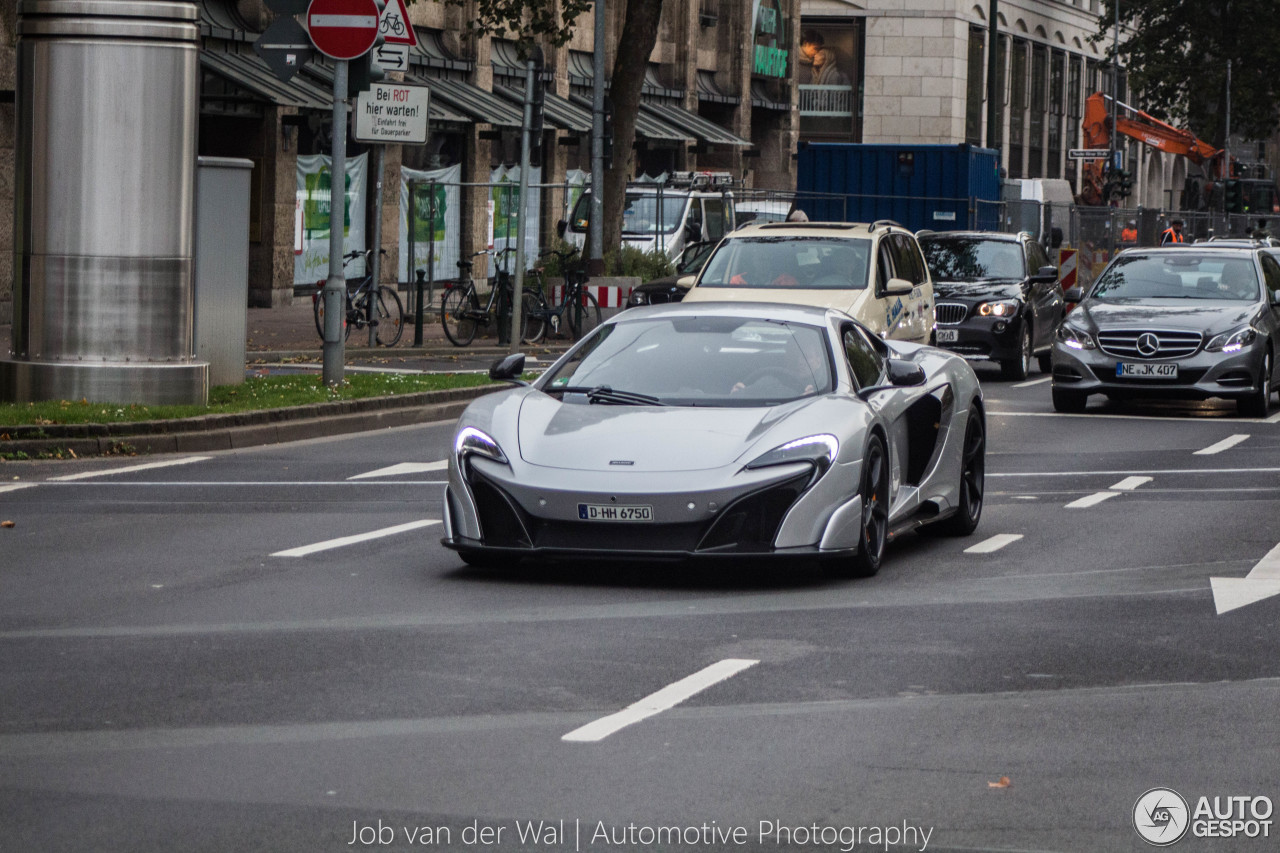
xmin=1256 ymin=218 xmax=1270 ymax=240
xmin=1160 ymin=219 xmax=1185 ymax=245
xmin=1121 ymin=220 xmax=1137 ymax=243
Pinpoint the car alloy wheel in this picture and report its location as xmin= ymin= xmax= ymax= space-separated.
xmin=1002 ymin=324 xmax=1032 ymax=381
xmin=938 ymin=406 xmax=985 ymax=536
xmin=1238 ymin=349 xmax=1274 ymax=418
xmin=845 ymin=434 xmax=889 ymax=577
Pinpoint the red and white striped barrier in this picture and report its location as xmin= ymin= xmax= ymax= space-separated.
xmin=549 ymin=285 xmax=632 ymax=308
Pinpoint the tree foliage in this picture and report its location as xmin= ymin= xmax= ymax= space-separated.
xmin=1095 ymin=0 xmax=1280 ymax=145
xmin=441 ymin=0 xmax=592 ymax=55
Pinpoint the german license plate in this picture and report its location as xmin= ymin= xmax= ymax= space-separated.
xmin=1117 ymin=362 xmax=1178 ymax=379
xmin=936 ymin=329 xmax=959 ymax=343
xmin=578 ymin=503 xmax=653 ymax=522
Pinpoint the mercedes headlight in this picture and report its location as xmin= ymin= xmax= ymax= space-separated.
xmin=1205 ymin=326 xmax=1259 ymax=353
xmin=977 ymin=300 xmax=1020 ymax=317
xmin=1055 ymin=322 xmax=1096 ymax=350
xmin=745 ymin=434 xmax=839 ymax=483
xmin=454 ymin=427 xmax=509 ymax=467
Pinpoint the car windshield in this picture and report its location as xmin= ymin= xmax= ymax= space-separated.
xmin=540 ymin=316 xmax=835 ymax=407
xmin=697 ymin=236 xmax=872 ymax=290
xmin=570 ymin=191 xmax=689 ymax=235
xmin=919 ymin=237 xmax=1025 ymax=280
xmin=1090 ymin=253 xmax=1261 ymax=302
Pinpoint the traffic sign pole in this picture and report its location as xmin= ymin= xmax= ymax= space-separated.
xmin=322 ymin=59 xmax=349 ymax=386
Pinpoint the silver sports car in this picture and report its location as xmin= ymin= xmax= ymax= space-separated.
xmin=442 ymin=302 xmax=986 ymax=576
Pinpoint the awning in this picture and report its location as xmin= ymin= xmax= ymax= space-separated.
xmin=495 ymin=85 xmax=593 ymax=134
xmin=639 ymin=102 xmax=751 ymax=147
xmin=697 ymin=70 xmax=740 ymax=106
xmin=401 ymin=73 xmax=524 ymax=128
xmin=750 ymin=80 xmax=789 ymax=112
xmin=411 ymin=29 xmax=473 ymax=73
xmin=569 ymin=94 xmax=692 ymax=144
xmin=201 ymin=44 xmax=332 ymax=110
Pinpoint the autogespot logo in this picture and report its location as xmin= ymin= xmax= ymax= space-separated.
xmin=1134 ymin=788 xmax=1190 ymax=846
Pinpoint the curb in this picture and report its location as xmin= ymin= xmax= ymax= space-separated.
xmin=0 ymin=385 xmax=499 ymax=458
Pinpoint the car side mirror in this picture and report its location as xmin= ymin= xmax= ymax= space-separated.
xmin=1063 ymin=286 xmax=1084 ymax=303
xmin=883 ymin=277 xmax=914 ymax=296
xmin=556 ymin=219 xmax=568 ymax=239
xmin=1031 ymin=265 xmax=1058 ymax=283
xmin=489 ymin=353 xmax=528 ymax=385
xmin=676 ymin=274 xmax=697 ymax=289
xmin=887 ymin=359 xmax=926 ymax=387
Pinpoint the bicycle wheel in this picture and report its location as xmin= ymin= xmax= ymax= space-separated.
xmin=567 ymin=289 xmax=602 ymax=341
xmin=315 ymin=291 xmax=353 ymax=340
xmin=374 ymin=286 xmax=405 ymax=346
xmin=441 ymin=286 xmax=478 ymax=347
xmin=520 ymin=290 xmax=547 ymax=344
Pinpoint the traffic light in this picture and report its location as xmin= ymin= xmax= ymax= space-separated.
xmin=1225 ymin=180 xmax=1244 ymax=213
xmin=348 ymin=0 xmax=387 ymax=97
xmin=602 ymin=95 xmax=614 ymax=170
xmin=529 ymin=45 xmax=546 ymax=163
xmin=1117 ymin=170 xmax=1133 ymax=198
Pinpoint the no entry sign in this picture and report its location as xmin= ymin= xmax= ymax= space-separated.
xmin=306 ymin=0 xmax=379 ymax=60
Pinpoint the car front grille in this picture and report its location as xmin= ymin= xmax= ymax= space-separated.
xmin=935 ymin=302 xmax=968 ymax=325
xmin=1096 ymin=329 xmax=1202 ymax=359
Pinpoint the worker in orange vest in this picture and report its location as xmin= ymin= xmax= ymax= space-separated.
xmin=1121 ymin=220 xmax=1138 ymax=243
xmin=1161 ymin=219 xmax=1185 ymax=244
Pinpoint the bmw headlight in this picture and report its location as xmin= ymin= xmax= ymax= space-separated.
xmin=745 ymin=434 xmax=839 ymax=482
xmin=1205 ymin=326 xmax=1259 ymax=353
xmin=454 ymin=427 xmax=509 ymax=467
xmin=977 ymin=299 xmax=1020 ymax=317
xmin=629 ymin=290 xmax=649 ymax=306
xmin=1055 ymin=322 xmax=1096 ymax=350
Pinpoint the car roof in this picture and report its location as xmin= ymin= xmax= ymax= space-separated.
xmin=611 ymin=299 xmax=846 ymax=328
xmin=916 ymin=230 xmax=1026 ymax=243
xmin=1119 ymin=245 xmax=1261 ymax=257
xmin=724 ymin=220 xmax=910 ymax=238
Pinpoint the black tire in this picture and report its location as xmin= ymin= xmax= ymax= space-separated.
xmin=374 ymin=286 xmax=404 ymax=347
xmin=441 ymin=286 xmax=478 ymax=347
xmin=521 ymin=290 xmax=547 ymax=344
xmin=1052 ymin=385 xmax=1089 ymax=413
xmin=841 ymin=434 xmax=890 ymax=578
xmin=1238 ymin=349 xmax=1274 ymax=418
xmin=314 ymin=291 xmax=352 ymax=341
xmin=1037 ymin=352 xmax=1052 ymax=374
xmin=937 ymin=406 xmax=985 ymax=536
xmin=567 ymin=290 xmax=602 ymax=340
xmin=1001 ymin=323 xmax=1032 ymax=380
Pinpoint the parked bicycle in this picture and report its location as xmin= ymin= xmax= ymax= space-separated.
xmin=312 ymin=249 xmax=405 ymax=346
xmin=440 ymin=248 xmax=543 ymax=347
xmin=521 ymin=247 xmax=602 ymax=344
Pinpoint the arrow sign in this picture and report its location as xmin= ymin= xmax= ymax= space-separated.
xmin=1211 ymin=542 xmax=1280 ymax=614
xmin=306 ymin=0 xmax=380 ymax=60
xmin=375 ymin=42 xmax=409 ymax=72
xmin=255 ymin=16 xmax=315 ymax=82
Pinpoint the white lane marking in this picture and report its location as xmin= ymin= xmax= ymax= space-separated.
xmin=1110 ymin=476 xmax=1152 ymax=491
xmin=0 ymin=484 xmax=37 ymax=495
xmin=1065 ymin=491 xmax=1118 ymax=509
xmin=990 ymin=467 xmax=1280 ymax=477
xmin=1012 ymin=377 xmax=1052 ymax=388
xmin=1194 ymin=434 xmax=1249 ymax=455
xmin=1211 ymin=543 xmax=1280 ymax=615
xmin=964 ymin=533 xmax=1023 ymax=554
xmin=48 ymin=456 xmax=212 ymax=482
xmin=562 ymin=659 xmax=759 ymax=743
xmin=348 ymin=461 xmax=447 ymax=480
xmin=988 ymin=410 xmax=1278 ymax=424
xmin=1267 ymin=410 xmax=1280 ymax=424
xmin=39 ymin=480 xmax=449 ymax=487
xmin=271 ymin=519 xmax=440 ymax=557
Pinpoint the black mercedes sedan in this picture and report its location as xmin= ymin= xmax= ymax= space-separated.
xmin=1051 ymin=247 xmax=1280 ymax=417
xmin=918 ymin=231 xmax=1065 ymax=380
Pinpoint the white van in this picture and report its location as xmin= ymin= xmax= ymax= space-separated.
xmin=561 ymin=173 xmax=736 ymax=262
xmin=681 ymin=220 xmax=935 ymax=344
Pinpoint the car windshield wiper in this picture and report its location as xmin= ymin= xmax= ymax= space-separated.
xmin=551 ymin=385 xmax=667 ymax=406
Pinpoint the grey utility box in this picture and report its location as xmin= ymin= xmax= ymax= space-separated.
xmin=194 ymin=157 xmax=253 ymax=386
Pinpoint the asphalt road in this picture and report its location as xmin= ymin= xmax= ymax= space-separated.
xmin=2 ymin=364 xmax=1279 ymax=853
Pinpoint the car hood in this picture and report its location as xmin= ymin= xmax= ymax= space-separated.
xmin=1076 ymin=299 xmax=1257 ymax=334
xmin=933 ymin=280 xmax=1023 ymax=300
xmin=516 ymin=392 xmax=814 ymax=472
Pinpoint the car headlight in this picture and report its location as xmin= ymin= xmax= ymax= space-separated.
xmin=745 ymin=434 xmax=839 ymax=483
xmin=454 ymin=427 xmax=509 ymax=467
xmin=1205 ymin=326 xmax=1259 ymax=353
xmin=977 ymin=299 xmax=1020 ymax=317
xmin=629 ymin=290 xmax=649 ymax=306
xmin=1055 ymin=323 xmax=1096 ymax=350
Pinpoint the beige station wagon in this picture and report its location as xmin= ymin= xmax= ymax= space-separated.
xmin=681 ymin=220 xmax=935 ymax=344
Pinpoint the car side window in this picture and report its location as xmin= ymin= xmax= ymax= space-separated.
xmin=703 ymin=199 xmax=726 ymax=241
xmin=1026 ymin=242 xmax=1048 ymax=274
xmin=843 ymin=325 xmax=886 ymax=390
xmin=891 ymin=235 xmax=926 ymax=285
xmin=1262 ymin=254 xmax=1280 ymax=302
xmin=876 ymin=241 xmax=896 ymax=291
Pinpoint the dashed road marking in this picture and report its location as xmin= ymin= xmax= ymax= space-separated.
xmin=0 ymin=484 xmax=37 ymax=495
xmin=1012 ymin=377 xmax=1052 ymax=388
xmin=964 ymin=533 xmax=1023 ymax=554
xmin=348 ymin=461 xmax=448 ymax=480
xmin=48 ymin=456 xmax=212 ymax=482
xmin=1110 ymin=476 xmax=1152 ymax=491
xmin=562 ymin=659 xmax=759 ymax=743
xmin=1193 ymin=435 xmax=1249 ymax=455
xmin=1065 ymin=492 xmax=1118 ymax=509
xmin=271 ymin=519 xmax=441 ymax=557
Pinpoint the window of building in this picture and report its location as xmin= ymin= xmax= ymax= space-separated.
xmin=1047 ymin=49 xmax=1065 ymax=179
xmin=1009 ymin=39 xmax=1027 ymax=179
xmin=965 ymin=28 xmax=985 ymax=146
xmin=1029 ymin=43 xmax=1047 ymax=178
xmin=1067 ymin=54 xmax=1083 ymax=185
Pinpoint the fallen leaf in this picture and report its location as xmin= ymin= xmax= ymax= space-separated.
xmin=988 ymin=776 xmax=1012 ymax=788
xmin=1 ymin=521 xmax=15 ymax=528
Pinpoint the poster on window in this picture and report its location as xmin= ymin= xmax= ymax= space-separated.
xmin=399 ymin=163 xmax=462 ymax=283
xmin=295 ymin=153 xmax=368 ymax=285
xmin=489 ymin=165 xmax=541 ymax=261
